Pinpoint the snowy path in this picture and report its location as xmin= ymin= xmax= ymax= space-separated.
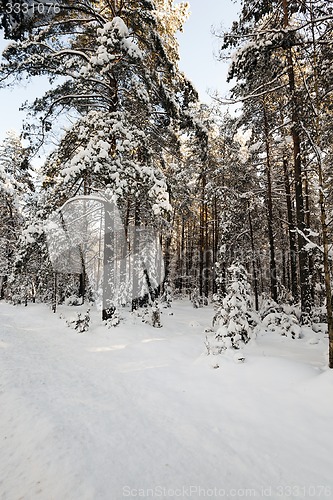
xmin=1 ymin=302 xmax=333 ymax=500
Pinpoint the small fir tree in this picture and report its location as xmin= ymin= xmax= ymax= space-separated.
xmin=208 ymin=263 xmax=257 ymax=354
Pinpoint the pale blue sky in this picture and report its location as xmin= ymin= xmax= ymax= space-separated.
xmin=0 ymin=0 xmax=239 ymax=144
xmin=177 ymin=0 xmax=239 ymax=101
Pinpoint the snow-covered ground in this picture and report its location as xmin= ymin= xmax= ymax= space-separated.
xmin=1 ymin=300 xmax=333 ymax=500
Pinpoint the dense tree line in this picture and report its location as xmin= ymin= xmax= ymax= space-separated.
xmin=0 ymin=0 xmax=333 ymax=367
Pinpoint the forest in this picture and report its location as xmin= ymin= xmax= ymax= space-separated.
xmin=1 ymin=0 xmax=333 ymax=368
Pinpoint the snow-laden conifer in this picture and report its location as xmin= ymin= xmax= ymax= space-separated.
xmin=207 ymin=263 xmax=257 ymax=356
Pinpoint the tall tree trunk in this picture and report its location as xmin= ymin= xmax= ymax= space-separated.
xmin=307 ymin=0 xmax=333 ymax=366
xmin=318 ymin=168 xmax=333 ymax=368
xmin=179 ymin=216 xmax=185 ymax=293
xmin=199 ymin=171 xmax=206 ymax=297
xmin=204 ymin=197 xmax=210 ymax=298
xmin=119 ymin=200 xmax=130 ymax=305
xmin=283 ymin=0 xmax=311 ymax=316
xmin=263 ymin=103 xmax=278 ymax=302
xmin=131 ymin=203 xmax=140 ymax=312
xmin=79 ymin=250 xmax=86 ymax=305
xmin=79 ymin=174 xmax=90 ymax=303
xmin=52 ymin=272 xmax=57 ymax=313
xmin=102 ymin=202 xmax=116 ymax=320
xmin=212 ymin=195 xmax=218 ymax=295
xmin=304 ymin=169 xmax=315 ymax=303
xmin=0 ymin=275 xmax=7 ymax=300
xmin=282 ymin=157 xmax=298 ymax=301
xmin=187 ymin=220 xmax=194 ymax=297
xmin=248 ymin=201 xmax=259 ymax=311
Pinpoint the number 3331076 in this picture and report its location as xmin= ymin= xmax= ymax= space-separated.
xmin=5 ymin=2 xmax=61 ymax=15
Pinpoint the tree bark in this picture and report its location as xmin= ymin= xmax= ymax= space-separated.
xmin=282 ymin=158 xmax=298 ymax=301
xmin=131 ymin=203 xmax=140 ymax=312
xmin=248 ymin=201 xmax=259 ymax=311
xmin=102 ymin=203 xmax=116 ymax=320
xmin=52 ymin=272 xmax=57 ymax=313
xmin=307 ymin=0 xmax=333 ymax=367
xmin=282 ymin=0 xmax=311 ymax=316
xmin=199 ymin=172 xmax=206 ymax=297
xmin=304 ymin=169 xmax=315 ymax=303
xmin=263 ymin=104 xmax=278 ymax=302
xmin=212 ymin=195 xmax=218 ymax=295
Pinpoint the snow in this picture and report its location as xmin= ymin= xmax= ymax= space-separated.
xmin=1 ymin=300 xmax=333 ymax=499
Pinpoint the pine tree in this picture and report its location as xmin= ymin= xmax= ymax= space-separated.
xmin=208 ymin=262 xmax=257 ymax=353
xmin=0 ymin=131 xmax=33 ymax=300
xmin=0 ymin=0 xmax=199 ymax=316
xmin=218 ymin=0 xmax=333 ymax=365
xmin=219 ymin=0 xmax=315 ymax=315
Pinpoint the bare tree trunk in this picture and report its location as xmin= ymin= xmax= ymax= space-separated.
xmin=318 ymin=173 xmax=333 ymax=368
xmin=52 ymin=272 xmax=57 ymax=313
xmin=307 ymin=0 xmax=333 ymax=367
xmin=179 ymin=217 xmax=185 ymax=293
xmin=263 ymin=104 xmax=278 ymax=302
xmin=119 ymin=200 xmax=130 ymax=304
xmin=0 ymin=275 xmax=7 ymax=300
xmin=131 ymin=203 xmax=140 ymax=312
xmin=79 ymin=252 xmax=86 ymax=304
xmin=199 ymin=172 xmax=206 ymax=297
xmin=162 ymin=231 xmax=172 ymax=293
xmin=248 ymin=201 xmax=259 ymax=311
xmin=304 ymin=169 xmax=315 ymax=303
xmin=102 ymin=203 xmax=115 ymax=320
xmin=282 ymin=243 xmax=287 ymax=290
xmin=283 ymin=158 xmax=298 ymax=301
xmin=212 ymin=195 xmax=218 ymax=295
xmin=204 ymin=197 xmax=210 ymax=298
xmin=283 ymin=0 xmax=311 ymax=316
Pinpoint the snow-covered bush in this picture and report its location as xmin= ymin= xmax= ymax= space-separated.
xmin=207 ymin=263 xmax=258 ymax=355
xmin=104 ymin=308 xmax=120 ymax=328
xmin=67 ymin=309 xmax=91 ymax=333
xmin=191 ymin=288 xmax=208 ymax=308
xmin=151 ymin=302 xmax=162 ymax=328
xmin=133 ymin=301 xmax=162 ymax=328
xmin=64 ymin=295 xmax=81 ymax=306
xmin=311 ymin=305 xmax=327 ymax=325
xmin=260 ymin=299 xmax=301 ymax=339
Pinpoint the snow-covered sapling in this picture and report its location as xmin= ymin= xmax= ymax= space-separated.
xmin=67 ymin=309 xmax=91 ymax=332
xmin=161 ymin=282 xmax=172 ymax=308
xmin=151 ymin=301 xmax=162 ymax=328
xmin=191 ymin=288 xmax=208 ymax=308
xmin=136 ymin=301 xmax=162 ymax=328
xmin=260 ymin=299 xmax=301 ymax=339
xmin=104 ymin=309 xmax=120 ymax=328
xmin=207 ymin=263 xmax=257 ymax=355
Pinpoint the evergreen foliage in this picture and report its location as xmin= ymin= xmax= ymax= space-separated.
xmin=1 ymin=1 xmax=333 ymax=367
xmin=207 ymin=263 xmax=257 ymax=353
